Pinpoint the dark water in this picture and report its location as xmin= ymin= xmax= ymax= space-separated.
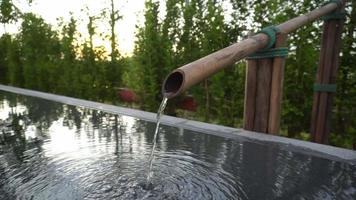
xmin=0 ymin=91 xmax=355 ymax=200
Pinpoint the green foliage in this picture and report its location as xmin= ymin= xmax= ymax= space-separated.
xmin=107 ymin=0 xmax=122 ymax=62
xmin=199 ymin=0 xmax=228 ymax=120
xmin=1 ymin=34 xmax=22 ymax=86
xmin=56 ymin=16 xmax=78 ymax=95
xmin=161 ymin=0 xmax=181 ymax=74
xmin=19 ymin=13 xmax=61 ymax=91
xmin=0 ymin=0 xmax=355 ymax=149
xmin=332 ymin=1 xmax=356 ymax=148
xmin=132 ymin=0 xmax=166 ymax=111
xmin=125 ymin=0 xmax=356 ymax=149
xmin=282 ymin=24 xmax=320 ymax=137
xmin=0 ymin=34 xmax=10 ymax=83
xmin=329 ymin=128 xmax=356 ymax=149
xmin=0 ymin=0 xmax=19 ymax=25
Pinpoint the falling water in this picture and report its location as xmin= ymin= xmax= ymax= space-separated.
xmin=146 ymin=96 xmax=168 ymax=184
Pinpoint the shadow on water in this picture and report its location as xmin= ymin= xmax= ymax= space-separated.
xmin=0 ymin=90 xmax=355 ymax=199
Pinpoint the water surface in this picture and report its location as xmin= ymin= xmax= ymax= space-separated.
xmin=0 ymin=91 xmax=355 ymax=200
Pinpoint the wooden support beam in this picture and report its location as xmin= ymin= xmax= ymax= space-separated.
xmin=311 ymin=9 xmax=345 ymax=144
xmin=243 ymin=60 xmax=257 ymax=130
xmin=268 ymin=34 xmax=288 ymax=134
xmin=244 ymin=34 xmax=288 ymax=134
xmin=253 ymin=58 xmax=273 ymax=133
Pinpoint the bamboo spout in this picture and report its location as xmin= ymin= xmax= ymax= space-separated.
xmin=162 ymin=0 xmax=344 ymax=99
xmin=162 ymin=34 xmax=268 ymax=98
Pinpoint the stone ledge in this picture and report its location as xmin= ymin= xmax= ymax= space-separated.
xmin=0 ymin=84 xmax=355 ymax=163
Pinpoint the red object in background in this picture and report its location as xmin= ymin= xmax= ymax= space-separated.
xmin=178 ymin=96 xmax=197 ymax=112
xmin=118 ymin=88 xmax=137 ymax=103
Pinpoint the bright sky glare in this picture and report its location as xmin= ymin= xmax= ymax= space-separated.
xmin=0 ymin=0 xmax=166 ymax=56
xmin=0 ymin=0 xmax=237 ymax=57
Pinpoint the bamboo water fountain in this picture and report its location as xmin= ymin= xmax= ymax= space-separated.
xmin=162 ymin=0 xmax=346 ymax=143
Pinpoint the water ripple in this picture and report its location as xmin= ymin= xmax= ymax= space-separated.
xmin=0 ymin=94 xmax=355 ymax=199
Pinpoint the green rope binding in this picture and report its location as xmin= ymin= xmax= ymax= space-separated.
xmin=321 ymin=0 xmax=346 ymax=21
xmin=258 ymin=26 xmax=280 ymax=50
xmin=247 ymin=47 xmax=289 ymax=60
xmin=313 ymin=83 xmax=337 ymax=93
xmin=322 ymin=11 xmax=346 ymax=21
xmin=322 ymin=0 xmax=343 ymax=8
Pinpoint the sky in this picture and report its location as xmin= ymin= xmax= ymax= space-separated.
xmin=0 ymin=0 xmax=166 ymax=56
xmin=0 ymin=0 xmax=237 ymax=57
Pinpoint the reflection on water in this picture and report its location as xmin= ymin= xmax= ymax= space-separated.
xmin=0 ymin=91 xmax=355 ymax=200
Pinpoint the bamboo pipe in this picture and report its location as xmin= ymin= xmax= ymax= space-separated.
xmin=162 ymin=1 xmax=345 ymax=98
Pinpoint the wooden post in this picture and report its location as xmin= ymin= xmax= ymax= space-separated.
xmin=243 ymin=59 xmax=257 ymax=130
xmin=268 ymin=34 xmax=288 ymax=134
xmin=311 ymin=9 xmax=345 ymax=144
xmin=253 ymin=58 xmax=273 ymax=133
xmin=243 ymin=34 xmax=288 ymax=134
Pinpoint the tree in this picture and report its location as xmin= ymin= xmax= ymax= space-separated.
xmin=161 ymin=0 xmax=182 ymax=75
xmin=176 ymin=0 xmax=203 ymax=65
xmin=0 ymin=0 xmax=20 ymax=31
xmin=108 ymin=0 xmax=122 ymax=62
xmin=79 ymin=12 xmax=107 ymax=100
xmin=0 ymin=0 xmax=354 ymax=149
xmin=227 ymin=0 xmax=249 ymax=43
xmin=57 ymin=16 xmax=78 ymax=95
xmin=19 ymin=13 xmax=61 ymax=92
xmin=104 ymin=0 xmax=124 ymax=102
xmin=0 ymin=34 xmax=10 ymax=83
xmin=133 ymin=0 xmax=165 ymax=111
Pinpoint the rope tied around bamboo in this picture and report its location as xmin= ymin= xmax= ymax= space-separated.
xmin=258 ymin=26 xmax=280 ymax=50
xmin=246 ymin=26 xmax=289 ymax=60
xmin=313 ymin=83 xmax=337 ymax=93
xmin=246 ymin=48 xmax=289 ymax=60
xmin=322 ymin=11 xmax=346 ymax=21
xmin=321 ymin=0 xmax=346 ymax=21
xmin=322 ymin=0 xmax=344 ymax=8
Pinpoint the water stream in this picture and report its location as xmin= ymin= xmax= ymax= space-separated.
xmin=145 ymin=97 xmax=168 ymax=184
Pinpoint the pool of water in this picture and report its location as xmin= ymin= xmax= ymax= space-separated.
xmin=0 ymin=90 xmax=355 ymax=200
